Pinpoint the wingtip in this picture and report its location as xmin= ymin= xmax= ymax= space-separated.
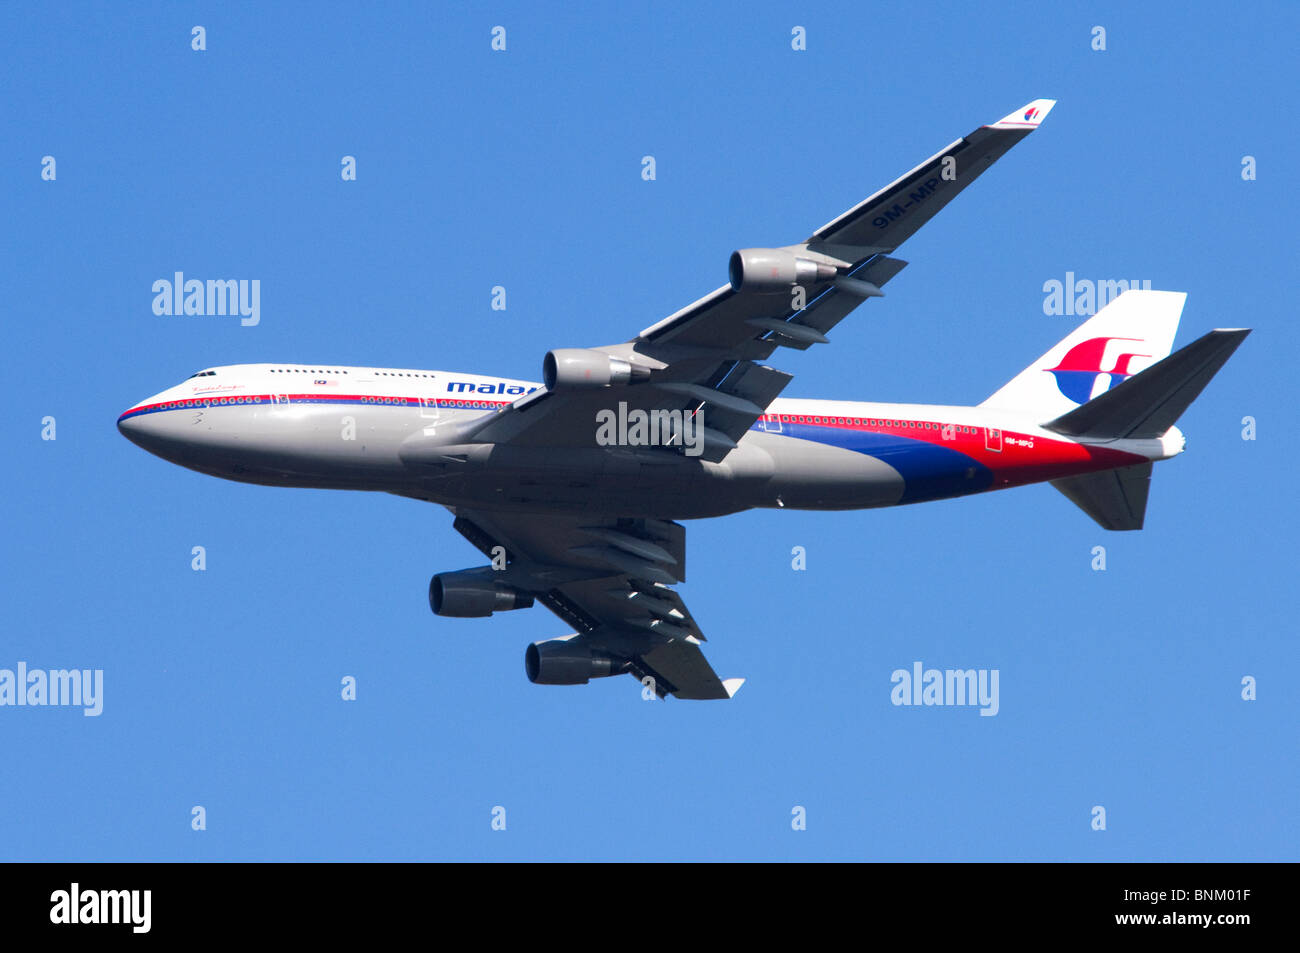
xmin=722 ymin=677 xmax=745 ymax=698
xmin=989 ymin=98 xmax=1057 ymax=130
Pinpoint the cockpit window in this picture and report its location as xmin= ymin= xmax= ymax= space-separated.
xmin=186 ymin=370 xmax=217 ymax=379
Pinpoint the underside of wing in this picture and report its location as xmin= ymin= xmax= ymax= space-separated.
xmin=446 ymin=507 xmax=743 ymax=700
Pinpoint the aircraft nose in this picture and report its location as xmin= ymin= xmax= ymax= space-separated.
xmin=117 ymin=399 xmax=176 ymax=456
xmin=117 ymin=409 xmax=139 ymax=436
xmin=117 ymin=401 xmax=157 ymax=438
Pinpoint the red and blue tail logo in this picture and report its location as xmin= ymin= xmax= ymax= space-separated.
xmin=1045 ymin=337 xmax=1149 ymax=404
xmin=1024 ymin=106 xmax=1040 ymax=121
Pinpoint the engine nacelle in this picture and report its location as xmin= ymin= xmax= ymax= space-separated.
xmin=525 ymin=638 xmax=629 ymax=685
xmin=430 ymin=569 xmax=534 ymax=618
xmin=543 ymin=349 xmax=649 ymax=390
xmin=728 ymin=248 xmax=838 ymax=294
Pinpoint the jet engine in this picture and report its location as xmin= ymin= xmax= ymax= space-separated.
xmin=429 ymin=569 xmax=534 ymax=617
xmin=543 ymin=349 xmax=649 ymax=390
xmin=728 ymin=248 xmax=838 ymax=293
xmin=525 ymin=637 xmax=630 ymax=685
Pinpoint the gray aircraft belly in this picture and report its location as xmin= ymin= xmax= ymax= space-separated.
xmin=126 ymin=404 xmax=414 ymax=489
xmin=128 ymin=403 xmax=906 ymax=516
xmin=743 ymin=430 xmax=905 ymax=510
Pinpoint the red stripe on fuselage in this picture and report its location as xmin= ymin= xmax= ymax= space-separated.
xmin=117 ymin=394 xmax=515 ymax=420
xmin=758 ymin=413 xmax=1146 ymax=486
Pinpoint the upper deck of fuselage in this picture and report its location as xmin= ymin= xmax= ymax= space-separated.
xmin=183 ymin=363 xmax=542 ymax=399
xmin=126 ymin=363 xmax=1067 ymax=442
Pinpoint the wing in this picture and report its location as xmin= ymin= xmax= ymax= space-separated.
xmin=450 ymin=507 xmax=743 ymax=700
xmin=462 ymin=98 xmax=1056 ymax=463
xmin=424 ymin=100 xmax=1057 ymax=699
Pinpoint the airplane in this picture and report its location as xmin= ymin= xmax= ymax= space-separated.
xmin=118 ymin=98 xmax=1249 ymax=700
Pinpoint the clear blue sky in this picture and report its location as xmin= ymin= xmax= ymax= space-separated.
xmin=3 ymin=1 xmax=1295 ymax=860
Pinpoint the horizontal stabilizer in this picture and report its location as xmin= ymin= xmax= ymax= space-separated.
xmin=1046 ymin=328 xmax=1251 ymax=440
xmin=1051 ymin=463 xmax=1152 ymax=531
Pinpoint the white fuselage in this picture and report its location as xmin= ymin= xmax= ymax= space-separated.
xmin=118 ymin=363 xmax=1177 ymax=519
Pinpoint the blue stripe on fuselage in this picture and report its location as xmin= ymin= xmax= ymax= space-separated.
xmin=760 ymin=422 xmax=994 ymax=503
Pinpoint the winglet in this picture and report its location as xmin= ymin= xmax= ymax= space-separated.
xmin=722 ymin=678 xmax=745 ymax=698
xmin=988 ymin=98 xmax=1057 ymax=130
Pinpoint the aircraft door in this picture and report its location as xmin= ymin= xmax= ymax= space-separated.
xmin=418 ymin=396 xmax=442 ymax=435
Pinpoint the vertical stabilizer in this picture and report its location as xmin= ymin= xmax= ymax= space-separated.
xmin=981 ymin=290 xmax=1186 ymax=422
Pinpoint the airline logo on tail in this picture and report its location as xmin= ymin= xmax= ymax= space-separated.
xmin=1045 ymin=337 xmax=1149 ymax=404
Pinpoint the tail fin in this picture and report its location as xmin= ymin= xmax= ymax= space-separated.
xmin=1047 ymin=326 xmax=1250 ymax=531
xmin=1045 ymin=328 xmax=1251 ymax=440
xmin=981 ymin=290 xmax=1186 ymax=421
